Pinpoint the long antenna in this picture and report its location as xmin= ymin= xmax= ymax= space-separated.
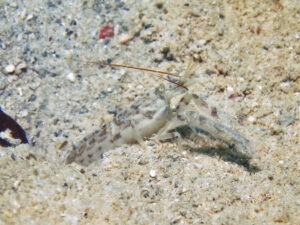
xmin=84 ymin=60 xmax=180 ymax=78
xmin=78 ymin=59 xmax=188 ymax=90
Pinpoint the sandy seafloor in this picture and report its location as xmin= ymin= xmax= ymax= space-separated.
xmin=0 ymin=0 xmax=299 ymax=224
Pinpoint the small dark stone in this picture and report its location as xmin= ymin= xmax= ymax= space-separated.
xmin=70 ymin=19 xmax=77 ymax=26
xmin=11 ymin=153 xmax=16 ymax=161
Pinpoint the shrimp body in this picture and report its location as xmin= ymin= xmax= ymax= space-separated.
xmin=66 ymin=95 xmax=171 ymax=166
xmin=66 ymin=61 xmax=254 ymax=166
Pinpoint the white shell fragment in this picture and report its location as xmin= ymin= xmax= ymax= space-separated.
xmin=66 ymin=72 xmax=76 ymax=82
xmin=5 ymin=64 xmax=16 ymax=74
xmin=149 ymin=169 xmax=157 ymax=178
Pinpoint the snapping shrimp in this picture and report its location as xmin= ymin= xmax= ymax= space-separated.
xmin=66 ymin=60 xmax=253 ymax=166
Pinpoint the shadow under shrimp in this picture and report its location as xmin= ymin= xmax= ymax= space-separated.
xmin=190 ymin=146 xmax=260 ymax=173
xmin=171 ymin=125 xmax=260 ymax=173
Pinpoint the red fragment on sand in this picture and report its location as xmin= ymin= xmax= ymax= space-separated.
xmin=99 ymin=26 xmax=114 ymax=39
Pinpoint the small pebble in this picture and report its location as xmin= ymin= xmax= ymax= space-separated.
xmin=5 ymin=64 xmax=16 ymax=74
xmin=8 ymin=75 xmax=18 ymax=83
xmin=137 ymin=84 xmax=144 ymax=89
xmin=66 ymin=72 xmax=76 ymax=82
xmin=247 ymin=116 xmax=256 ymax=123
xmin=119 ymin=33 xmax=133 ymax=44
xmin=149 ymin=169 xmax=157 ymax=178
xmin=16 ymin=62 xmax=27 ymax=75
xmin=18 ymin=110 xmax=28 ymax=117
xmin=198 ymin=39 xmax=207 ymax=45
xmin=12 ymin=180 xmax=21 ymax=190
xmin=226 ymin=86 xmax=234 ymax=92
xmin=26 ymin=14 xmax=34 ymax=21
